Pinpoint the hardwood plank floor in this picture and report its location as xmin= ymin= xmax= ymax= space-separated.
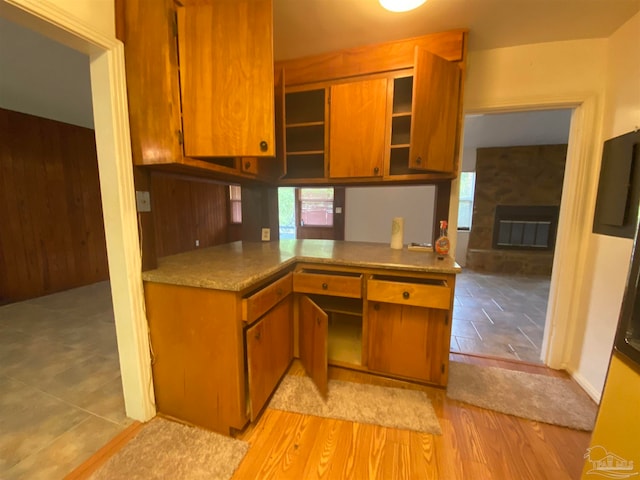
xmin=233 ymin=356 xmax=591 ymax=479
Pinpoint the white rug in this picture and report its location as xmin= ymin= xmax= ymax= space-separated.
xmin=447 ymin=361 xmax=598 ymax=431
xmin=268 ymin=375 xmax=442 ymax=434
xmin=90 ymin=418 xmax=249 ymax=480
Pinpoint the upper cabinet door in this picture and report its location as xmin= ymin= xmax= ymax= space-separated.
xmin=329 ymin=78 xmax=388 ymax=178
xmin=177 ymin=0 xmax=275 ymax=158
xmin=408 ymin=49 xmax=461 ymax=173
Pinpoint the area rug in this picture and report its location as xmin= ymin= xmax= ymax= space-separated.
xmin=89 ymin=417 xmax=249 ymax=480
xmin=446 ymin=361 xmax=598 ymax=431
xmin=268 ymin=375 xmax=442 ymax=434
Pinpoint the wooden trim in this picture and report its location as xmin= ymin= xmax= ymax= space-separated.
xmin=64 ymin=421 xmax=143 ymax=480
xmin=277 ymin=30 xmax=467 ymax=86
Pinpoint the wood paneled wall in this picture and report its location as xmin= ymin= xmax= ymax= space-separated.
xmin=0 ymin=108 xmax=109 ymax=303
xmin=150 ymin=172 xmax=237 ymax=257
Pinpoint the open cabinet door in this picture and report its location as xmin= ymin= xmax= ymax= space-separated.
xmin=408 ymin=48 xmax=461 ymax=173
xmin=299 ymin=295 xmax=328 ymax=397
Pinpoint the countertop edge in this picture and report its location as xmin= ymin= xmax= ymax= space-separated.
xmin=141 ymin=252 xmax=461 ymax=292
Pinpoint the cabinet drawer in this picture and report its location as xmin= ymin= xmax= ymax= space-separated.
xmin=242 ymin=273 xmax=293 ymax=323
xmin=293 ymin=270 xmax=362 ymax=298
xmin=367 ymin=276 xmax=451 ymax=309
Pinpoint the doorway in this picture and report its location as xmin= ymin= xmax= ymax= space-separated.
xmin=0 ymin=0 xmax=153 ymax=476
xmin=0 ymin=16 xmax=132 ymax=477
xmin=452 ymin=109 xmax=573 ymax=363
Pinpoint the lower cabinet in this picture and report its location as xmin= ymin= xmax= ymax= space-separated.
xmin=366 ymin=274 xmax=453 ymax=386
xmin=367 ymin=303 xmax=449 ymax=385
xmin=246 ymin=296 xmax=293 ymax=420
xmin=144 ymin=271 xmax=293 ymax=435
xmin=293 ymin=265 xmax=455 ymax=391
xmin=144 ymin=264 xmax=455 ymax=435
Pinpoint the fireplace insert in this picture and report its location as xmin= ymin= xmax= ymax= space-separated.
xmin=492 ymin=205 xmax=560 ymax=251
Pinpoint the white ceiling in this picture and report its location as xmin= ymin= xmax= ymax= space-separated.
xmin=463 ymin=109 xmax=572 ymax=149
xmin=273 ymin=0 xmax=640 ymax=60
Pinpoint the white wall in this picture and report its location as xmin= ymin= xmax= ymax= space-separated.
xmin=572 ymin=11 xmax=640 ymax=395
xmin=0 ymin=17 xmax=94 ymax=128
xmin=345 ymin=185 xmax=436 ymax=245
xmin=46 ymin=0 xmax=114 ymax=37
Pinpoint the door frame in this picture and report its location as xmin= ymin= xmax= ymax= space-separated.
xmin=1 ymin=0 xmax=155 ymax=421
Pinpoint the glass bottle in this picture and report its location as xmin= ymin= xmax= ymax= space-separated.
xmin=435 ymin=220 xmax=450 ymax=256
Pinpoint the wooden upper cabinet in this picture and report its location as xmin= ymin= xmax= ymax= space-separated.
xmin=117 ymin=0 xmax=183 ymax=166
xmin=176 ymin=0 xmax=275 ymax=158
xmin=328 ymin=78 xmax=388 ymax=178
xmin=408 ymin=48 xmax=462 ymax=173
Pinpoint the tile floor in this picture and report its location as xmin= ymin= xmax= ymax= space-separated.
xmin=0 ymin=281 xmax=130 ymax=479
xmin=451 ymin=269 xmax=551 ymax=363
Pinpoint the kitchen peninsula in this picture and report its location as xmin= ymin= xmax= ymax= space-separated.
xmin=142 ymin=240 xmax=460 ymax=435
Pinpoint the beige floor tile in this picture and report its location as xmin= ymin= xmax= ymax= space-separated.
xmin=5 ymin=414 xmax=124 ymax=480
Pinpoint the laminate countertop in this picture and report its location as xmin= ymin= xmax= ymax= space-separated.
xmin=141 ymin=240 xmax=462 ymax=292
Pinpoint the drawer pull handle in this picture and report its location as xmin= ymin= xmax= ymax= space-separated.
xmin=260 ymin=140 xmax=268 ymax=152
xmin=415 ymin=156 xmax=422 ymax=165
xmin=244 ymin=161 xmax=252 ymax=170
xmin=276 ymin=287 xmax=283 ymax=296
xmin=403 ymin=291 xmax=410 ymax=299
xmin=322 ymin=283 xmax=328 ymax=290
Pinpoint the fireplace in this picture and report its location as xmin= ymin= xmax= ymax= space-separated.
xmin=492 ymin=205 xmax=559 ymax=251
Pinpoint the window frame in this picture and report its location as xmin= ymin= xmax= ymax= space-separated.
xmin=457 ymin=171 xmax=476 ymax=231
xmin=228 ymin=184 xmax=242 ymax=225
xmin=296 ymin=187 xmax=335 ymax=228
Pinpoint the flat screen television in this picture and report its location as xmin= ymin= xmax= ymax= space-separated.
xmin=614 ymin=210 xmax=640 ymax=367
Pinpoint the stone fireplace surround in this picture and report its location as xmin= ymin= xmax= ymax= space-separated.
xmin=466 ymin=144 xmax=567 ymax=275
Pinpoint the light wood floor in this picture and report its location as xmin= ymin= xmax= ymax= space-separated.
xmin=233 ymin=355 xmax=591 ymax=480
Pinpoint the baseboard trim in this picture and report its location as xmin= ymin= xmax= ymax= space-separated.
xmin=568 ymin=368 xmax=602 ymax=403
xmin=63 ymin=420 xmax=143 ymax=480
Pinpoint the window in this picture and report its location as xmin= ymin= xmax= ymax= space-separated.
xmin=457 ymin=172 xmax=476 ymax=230
xmin=299 ymin=188 xmax=334 ymax=227
xmin=278 ymin=187 xmax=296 ymax=239
xmin=229 ymin=185 xmax=242 ymax=224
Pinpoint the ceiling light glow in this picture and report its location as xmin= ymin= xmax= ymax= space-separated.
xmin=379 ymin=0 xmax=427 ymax=13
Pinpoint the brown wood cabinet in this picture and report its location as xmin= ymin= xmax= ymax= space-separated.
xmin=144 ymin=271 xmax=293 ymax=435
xmin=177 ymin=0 xmax=274 ymax=158
xmin=293 ymin=264 xmax=455 ymax=391
xmin=246 ymin=296 xmax=293 ymax=420
xmin=143 ymin=254 xmax=456 ymax=434
xmin=328 ymin=78 xmax=388 ymax=179
xmin=118 ymin=0 xmax=280 ymax=182
xmin=366 ymin=275 xmax=454 ymax=386
xmin=277 ymin=30 xmax=467 ymax=185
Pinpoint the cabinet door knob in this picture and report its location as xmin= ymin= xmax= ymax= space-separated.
xmin=276 ymin=287 xmax=283 ymax=296
xmin=316 ymin=316 xmax=321 ymax=325
xmin=254 ymin=330 xmax=261 ymax=340
xmin=403 ymin=291 xmax=410 ymax=299
xmin=322 ymin=283 xmax=328 ymax=290
xmin=415 ymin=156 xmax=422 ymax=165
xmin=373 ymin=166 xmax=379 ymax=175
xmin=373 ymin=303 xmax=380 ymax=311
xmin=244 ymin=161 xmax=252 ymax=169
xmin=260 ymin=140 xmax=268 ymax=152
